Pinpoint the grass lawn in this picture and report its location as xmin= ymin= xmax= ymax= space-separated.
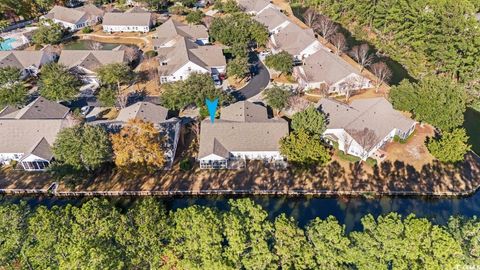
xmin=464 ymin=107 xmax=480 ymax=154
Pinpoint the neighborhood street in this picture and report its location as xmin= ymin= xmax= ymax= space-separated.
xmin=232 ymin=52 xmax=270 ymax=101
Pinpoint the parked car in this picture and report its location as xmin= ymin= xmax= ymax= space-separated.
xmin=80 ymin=106 xmax=92 ymax=116
xmin=212 ymin=74 xmax=222 ymax=86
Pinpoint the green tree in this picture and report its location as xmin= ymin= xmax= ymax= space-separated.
xmin=0 ymin=202 xmax=28 ymax=268
xmin=274 ymin=214 xmax=316 ymax=269
xmin=186 ymin=10 xmax=204 ymax=24
xmin=291 ymin=106 xmax=327 ymax=136
xmin=97 ymin=87 xmax=117 ymax=107
xmin=264 ymin=51 xmax=293 ymax=76
xmin=227 ymin=56 xmax=249 ymax=80
xmin=97 ymin=63 xmax=134 ymax=90
xmin=427 ymin=128 xmax=471 ymax=163
xmin=280 ymin=130 xmax=331 ymax=166
xmin=263 ymin=85 xmax=291 ymax=114
xmin=390 ymin=76 xmax=467 ymax=131
xmin=160 ymin=73 xmax=233 ymax=110
xmin=32 ymin=19 xmax=64 ymax=45
xmin=0 ymin=82 xmax=28 ymax=107
xmin=0 ymin=67 xmax=21 ymax=85
xmin=39 ymin=63 xmax=79 ymax=102
xmin=52 ymin=125 xmax=112 ymax=171
xmin=210 ymin=13 xmax=269 ymax=47
xmin=215 ymin=0 xmax=241 ymax=13
xmin=169 ymin=206 xmax=225 ymax=268
xmin=223 ymin=199 xmax=277 ymax=269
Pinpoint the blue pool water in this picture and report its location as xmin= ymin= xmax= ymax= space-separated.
xmin=0 ymin=38 xmax=16 ymax=50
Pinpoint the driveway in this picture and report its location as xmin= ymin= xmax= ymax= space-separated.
xmin=232 ymin=52 xmax=270 ymax=101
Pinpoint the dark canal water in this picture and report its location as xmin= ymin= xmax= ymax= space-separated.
xmin=2 ymin=193 xmax=480 ymax=232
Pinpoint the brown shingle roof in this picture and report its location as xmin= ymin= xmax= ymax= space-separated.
xmin=271 ymin=23 xmax=318 ymax=56
xmin=58 ymin=50 xmax=125 ymax=72
xmin=237 ymin=0 xmax=271 ymax=13
xmin=0 ymin=51 xmax=48 ymax=70
xmin=0 ymin=97 xmax=70 ymax=120
xmin=254 ymin=7 xmax=289 ymax=32
xmin=153 ymin=19 xmax=208 ymax=48
xmin=103 ymin=12 xmax=152 ymax=26
xmin=115 ymin=102 xmax=168 ymax=123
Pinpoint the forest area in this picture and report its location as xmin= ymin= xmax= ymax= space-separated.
xmin=0 ymin=198 xmax=479 ymax=269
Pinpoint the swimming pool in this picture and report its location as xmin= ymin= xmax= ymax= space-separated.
xmin=0 ymin=38 xmax=16 ymax=50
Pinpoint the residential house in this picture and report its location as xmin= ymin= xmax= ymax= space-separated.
xmin=0 ymin=50 xmax=55 ymax=78
xmin=254 ymin=7 xmax=290 ymax=35
xmin=91 ymin=102 xmax=181 ymax=168
xmin=44 ymin=4 xmax=104 ymax=31
xmin=157 ymin=37 xmax=226 ymax=83
xmin=102 ymin=12 xmax=152 ymax=33
xmin=293 ymin=49 xmax=371 ymax=92
xmin=318 ymin=97 xmax=416 ymax=160
xmin=152 ymin=19 xmax=209 ymax=49
xmin=198 ymin=101 xmax=288 ymax=169
xmin=269 ymin=23 xmax=325 ymax=60
xmin=236 ymin=0 xmax=274 ymax=15
xmin=0 ymin=97 xmax=72 ymax=171
xmin=58 ymin=50 xmax=126 ymax=84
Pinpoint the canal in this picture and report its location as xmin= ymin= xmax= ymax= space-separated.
xmin=2 ymin=193 xmax=480 ymax=232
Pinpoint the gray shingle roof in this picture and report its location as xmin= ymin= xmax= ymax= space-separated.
xmin=44 ymin=5 xmax=87 ymax=24
xmin=115 ymin=102 xmax=168 ymax=123
xmin=157 ymin=37 xmax=225 ymax=76
xmin=271 ymin=23 xmax=318 ymax=56
xmin=0 ymin=51 xmax=49 ymax=70
xmin=58 ymin=50 xmax=125 ymax=72
xmin=318 ymin=98 xmax=415 ymax=147
xmin=237 ymin=0 xmax=271 ymax=13
xmin=21 ymin=137 xmax=54 ymax=161
xmin=0 ymin=97 xmax=70 ymax=119
xmin=153 ymin=19 xmax=208 ymax=48
xmin=103 ymin=12 xmax=152 ymax=26
xmin=294 ymin=49 xmax=360 ymax=84
xmin=254 ymin=7 xmax=289 ymax=32
xmin=198 ymin=101 xmax=289 ymax=159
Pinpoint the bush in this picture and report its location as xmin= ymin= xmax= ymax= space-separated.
xmin=365 ymin=158 xmax=377 ymax=167
xmin=144 ymin=50 xmax=158 ymax=59
xmin=179 ymin=158 xmax=192 ymax=171
xmin=82 ymin=26 xmax=93 ymax=34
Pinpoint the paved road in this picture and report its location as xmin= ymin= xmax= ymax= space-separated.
xmin=232 ymin=52 xmax=270 ymax=101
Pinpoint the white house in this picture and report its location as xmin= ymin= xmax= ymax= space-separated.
xmin=43 ymin=4 xmax=104 ymax=31
xmin=102 ymin=12 xmax=152 ymax=33
xmin=269 ymin=23 xmax=326 ymax=60
xmin=0 ymin=51 xmax=56 ymax=78
xmin=293 ymin=49 xmax=371 ymax=92
xmin=0 ymin=97 xmax=72 ymax=171
xmin=236 ymin=0 xmax=275 ymax=15
xmin=152 ymin=19 xmax=209 ymax=49
xmin=254 ymin=7 xmax=291 ymax=35
xmin=198 ymin=101 xmax=289 ymax=169
xmin=318 ymin=98 xmax=416 ymax=160
xmin=157 ymin=37 xmax=226 ymax=83
xmin=58 ymin=50 xmax=126 ymax=84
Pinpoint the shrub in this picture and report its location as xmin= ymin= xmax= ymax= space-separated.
xmin=180 ymin=158 xmax=192 ymax=171
xmin=144 ymin=50 xmax=158 ymax=59
xmin=82 ymin=26 xmax=93 ymax=34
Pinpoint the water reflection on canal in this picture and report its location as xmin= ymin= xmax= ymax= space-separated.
xmin=2 ymin=193 xmax=480 ymax=232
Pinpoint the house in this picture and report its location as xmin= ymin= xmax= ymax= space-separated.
xmin=102 ymin=12 xmax=152 ymax=33
xmin=254 ymin=7 xmax=290 ymax=35
xmin=198 ymin=101 xmax=289 ymax=169
xmin=318 ymin=98 xmax=416 ymax=160
xmin=293 ymin=49 xmax=371 ymax=92
xmin=0 ymin=50 xmax=55 ymax=78
xmin=269 ymin=23 xmax=325 ymax=60
xmin=91 ymin=102 xmax=181 ymax=168
xmin=0 ymin=97 xmax=72 ymax=171
xmin=152 ymin=19 xmax=209 ymax=49
xmin=157 ymin=37 xmax=226 ymax=83
xmin=43 ymin=4 xmax=104 ymax=31
xmin=58 ymin=50 xmax=126 ymax=84
xmin=236 ymin=0 xmax=274 ymax=15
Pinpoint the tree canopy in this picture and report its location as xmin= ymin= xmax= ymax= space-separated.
xmin=390 ymin=76 xmax=467 ymax=131
xmin=32 ymin=19 xmax=64 ymax=45
xmin=427 ymin=128 xmax=471 ymax=163
xmin=264 ymin=51 xmax=294 ymax=75
xmin=186 ymin=10 xmax=204 ymax=24
xmin=263 ymin=85 xmax=292 ymax=113
xmin=291 ymin=106 xmax=327 ymax=136
xmin=210 ymin=13 xmax=269 ymax=48
xmin=0 ymin=198 xmax=476 ymax=269
xmin=280 ymin=129 xmax=331 ymax=166
xmin=52 ymin=125 xmax=112 ymax=171
xmin=160 ymin=73 xmax=233 ymax=110
xmin=111 ymin=119 xmax=165 ymax=171
xmin=39 ymin=63 xmax=79 ymax=102
xmin=227 ymin=56 xmax=249 ymax=80
xmin=0 ymin=67 xmax=27 ymax=107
